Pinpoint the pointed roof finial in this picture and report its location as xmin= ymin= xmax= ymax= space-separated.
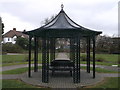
xmin=61 ymin=4 xmax=64 ymax=10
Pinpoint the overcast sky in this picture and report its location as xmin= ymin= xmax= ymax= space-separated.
xmin=0 ymin=0 xmax=119 ymax=36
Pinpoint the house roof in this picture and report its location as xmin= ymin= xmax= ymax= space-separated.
xmin=3 ymin=28 xmax=29 ymax=38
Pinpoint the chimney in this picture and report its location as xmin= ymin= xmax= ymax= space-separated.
xmin=13 ymin=28 xmax=16 ymax=31
xmin=23 ymin=29 xmax=26 ymax=32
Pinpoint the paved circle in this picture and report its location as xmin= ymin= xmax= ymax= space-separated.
xmin=21 ymin=70 xmax=104 ymax=88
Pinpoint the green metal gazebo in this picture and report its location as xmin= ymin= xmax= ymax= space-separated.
xmin=24 ymin=4 xmax=102 ymax=83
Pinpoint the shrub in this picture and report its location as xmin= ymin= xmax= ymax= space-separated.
xmin=2 ymin=43 xmax=24 ymax=53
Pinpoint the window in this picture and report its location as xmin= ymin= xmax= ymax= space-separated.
xmin=14 ymin=38 xmax=16 ymax=41
xmin=8 ymin=38 xmax=10 ymax=41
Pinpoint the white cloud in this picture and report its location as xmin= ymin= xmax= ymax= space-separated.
xmin=1 ymin=13 xmax=36 ymax=33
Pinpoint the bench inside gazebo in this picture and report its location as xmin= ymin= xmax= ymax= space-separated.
xmin=50 ymin=59 xmax=74 ymax=76
xmin=24 ymin=4 xmax=102 ymax=83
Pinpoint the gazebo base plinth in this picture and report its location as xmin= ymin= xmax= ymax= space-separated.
xmin=21 ymin=70 xmax=104 ymax=88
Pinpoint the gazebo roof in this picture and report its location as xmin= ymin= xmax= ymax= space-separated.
xmin=24 ymin=4 xmax=102 ymax=37
xmin=41 ymin=8 xmax=82 ymax=29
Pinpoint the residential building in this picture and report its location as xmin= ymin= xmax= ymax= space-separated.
xmin=2 ymin=28 xmax=28 ymax=44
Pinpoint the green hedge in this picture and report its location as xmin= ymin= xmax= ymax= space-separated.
xmin=2 ymin=43 xmax=24 ymax=53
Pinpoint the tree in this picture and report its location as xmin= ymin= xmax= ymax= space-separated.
xmin=96 ymin=35 xmax=120 ymax=54
xmin=110 ymin=37 xmax=120 ymax=54
xmin=96 ymin=35 xmax=112 ymax=53
xmin=16 ymin=37 xmax=29 ymax=50
xmin=41 ymin=14 xmax=56 ymax=26
xmin=0 ymin=17 xmax=4 ymax=34
xmin=2 ymin=23 xmax=4 ymax=34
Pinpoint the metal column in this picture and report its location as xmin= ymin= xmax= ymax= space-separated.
xmin=70 ymin=38 xmax=72 ymax=61
xmin=71 ymin=37 xmax=75 ymax=83
xmin=93 ymin=37 xmax=96 ymax=78
xmin=28 ymin=36 xmax=32 ymax=77
xmin=34 ymin=37 xmax=38 ymax=72
xmin=42 ymin=38 xmax=46 ymax=82
xmin=46 ymin=38 xmax=49 ymax=82
xmin=86 ymin=37 xmax=91 ymax=73
xmin=50 ymin=38 xmax=54 ymax=61
xmin=36 ymin=37 xmax=38 ymax=71
xmin=53 ymin=38 xmax=56 ymax=60
xmin=77 ymin=38 xmax=80 ymax=83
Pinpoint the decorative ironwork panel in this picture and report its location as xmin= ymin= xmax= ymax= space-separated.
xmin=42 ymin=38 xmax=46 ymax=82
xmin=72 ymin=37 xmax=81 ymax=83
xmin=50 ymin=38 xmax=55 ymax=61
xmin=70 ymin=37 xmax=75 ymax=83
xmin=42 ymin=37 xmax=50 ymax=83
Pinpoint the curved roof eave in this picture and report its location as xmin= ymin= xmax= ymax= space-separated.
xmin=23 ymin=6 xmax=102 ymax=36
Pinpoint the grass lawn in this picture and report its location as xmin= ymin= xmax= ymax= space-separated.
xmin=81 ymin=61 xmax=115 ymax=66
xmin=80 ymin=53 xmax=119 ymax=66
xmin=1 ymin=66 xmax=42 ymax=74
xmin=2 ymin=62 xmax=28 ymax=67
xmin=2 ymin=54 xmax=28 ymax=63
xmin=86 ymin=77 xmax=119 ymax=88
xmin=95 ymin=54 xmax=118 ymax=64
xmin=1 ymin=53 xmax=119 ymax=66
xmin=2 ymin=53 xmax=42 ymax=63
xmin=2 ymin=53 xmax=42 ymax=66
xmin=1 ymin=79 xmax=51 ymax=89
xmin=80 ymin=66 xmax=119 ymax=73
xmin=2 ymin=79 xmax=37 ymax=88
xmin=1 ymin=67 xmax=32 ymax=74
xmin=81 ymin=53 xmax=118 ymax=62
